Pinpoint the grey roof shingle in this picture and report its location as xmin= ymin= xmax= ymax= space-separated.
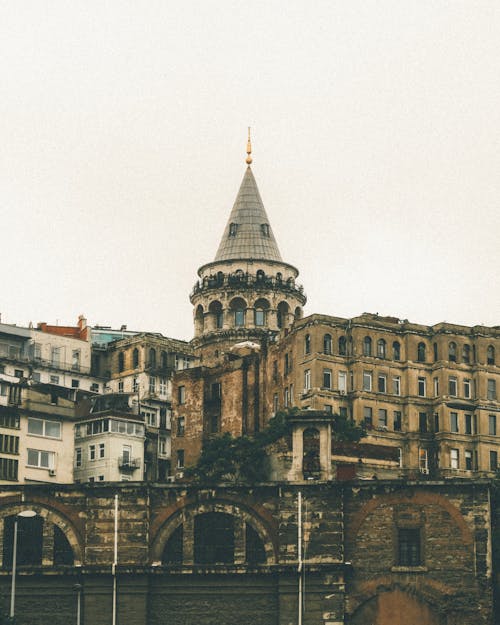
xmin=214 ymin=166 xmax=282 ymax=263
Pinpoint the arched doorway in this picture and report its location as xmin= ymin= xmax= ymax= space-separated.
xmin=351 ymin=589 xmax=442 ymax=625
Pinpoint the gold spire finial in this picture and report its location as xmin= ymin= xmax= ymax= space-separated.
xmin=246 ymin=126 xmax=252 ymax=165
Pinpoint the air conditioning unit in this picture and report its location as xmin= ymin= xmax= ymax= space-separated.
xmin=48 ymin=469 xmax=56 ymax=476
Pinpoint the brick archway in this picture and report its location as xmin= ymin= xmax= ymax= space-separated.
xmin=350 ymin=588 xmax=443 ymax=625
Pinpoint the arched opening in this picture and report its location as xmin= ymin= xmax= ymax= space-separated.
xmin=338 ymin=336 xmax=347 ymax=355
xmin=149 ymin=348 xmax=157 ymax=368
xmin=377 ymin=338 xmax=386 ymax=358
xmin=254 ymin=298 xmax=270 ymax=327
xmin=363 ymin=336 xmax=372 ymax=357
xmin=194 ymin=512 xmax=235 ymax=564
xmin=350 ymin=589 xmax=441 ymax=625
xmin=449 ymin=342 xmax=457 ymax=362
xmin=323 ymin=333 xmax=332 ymax=355
xmin=216 ymin=271 xmax=224 ymax=286
xmin=302 ymin=428 xmax=320 ymax=479
xmin=417 ymin=342 xmax=426 ymax=362
xmin=256 ymin=269 xmax=265 ymax=282
xmin=393 ymin=341 xmax=401 ymax=361
xmin=294 ymin=306 xmax=303 ymax=320
xmin=276 ymin=301 xmax=289 ymax=329
xmin=54 ymin=525 xmax=74 ymax=565
xmin=230 ymin=297 xmax=247 ymax=328
xmin=209 ymin=300 xmax=224 ymax=330
xmin=162 ymin=524 xmax=183 ymax=565
xmin=195 ymin=304 xmax=204 ymax=335
xmin=3 ymin=515 xmax=43 ymax=567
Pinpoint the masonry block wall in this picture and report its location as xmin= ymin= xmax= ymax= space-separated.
xmin=0 ymin=480 xmax=494 ymax=625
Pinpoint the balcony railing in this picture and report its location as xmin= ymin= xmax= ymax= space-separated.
xmin=118 ymin=457 xmax=140 ymax=470
xmin=191 ymin=271 xmax=306 ymax=301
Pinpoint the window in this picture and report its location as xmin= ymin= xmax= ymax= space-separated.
xmin=433 ymin=377 xmax=439 ymax=397
xmin=304 ymin=369 xmax=311 ymax=391
xmin=490 ymin=450 xmax=498 ymax=471
xmin=27 ymin=449 xmax=54 ymax=469
xmin=273 ymin=393 xmax=278 ymax=413
xmin=450 ymin=448 xmax=459 ymax=469
xmin=229 ymin=222 xmax=238 ymax=236
xmin=463 ymin=379 xmax=471 ymax=399
xmin=338 ymin=336 xmax=347 ymax=356
xmin=378 ymin=409 xmax=387 ymax=428
xmin=234 ymin=307 xmax=245 ymax=326
xmin=284 ymin=387 xmax=289 ymax=407
xmin=118 ymin=380 xmax=124 ymax=393
xmin=378 ymin=374 xmax=387 ymax=393
xmin=0 ymin=383 xmax=7 ymax=397
xmin=338 ymin=371 xmax=347 ymax=393
xmin=450 ymin=412 xmax=459 ymax=433
xmin=323 ymin=334 xmax=332 ymax=355
xmin=14 ymin=369 xmax=23 ymax=378
xmin=418 ymin=377 xmax=426 ymax=397
xmin=322 ymin=369 xmax=332 ymax=389
xmin=122 ymin=444 xmax=131 ymax=464
xmin=487 ymin=345 xmax=495 ymax=365
xmin=419 ymin=412 xmax=427 ymax=433
xmin=448 ymin=377 xmax=458 ymax=397
xmin=118 ymin=352 xmax=124 ymax=373
xmin=363 ymin=336 xmax=372 ymax=357
xmin=71 ymin=379 xmax=79 ymax=389
xmin=159 ymin=437 xmax=167 ymax=456
xmin=392 ymin=341 xmax=401 ymax=361
xmin=419 ymin=448 xmax=428 ymax=474
xmin=177 ymin=450 xmax=185 ymax=469
xmin=149 ymin=348 xmax=157 ymax=367
xmin=363 ymin=406 xmax=373 ymax=427
xmin=75 ymin=448 xmax=82 ymax=468
xmin=465 ymin=414 xmax=472 ymax=435
xmin=465 ymin=451 xmax=473 ymax=471
xmin=0 ymin=413 xmax=19 ymax=429
xmin=98 ymin=443 xmax=105 ymax=459
xmin=377 ymin=339 xmax=386 ymax=358
xmin=178 ymin=385 xmax=186 ymax=405
xmin=149 ymin=376 xmax=156 ymax=394
xmin=160 ymin=378 xmax=167 ymax=396
xmin=304 ymin=334 xmax=311 ymax=355
xmin=449 ymin=342 xmax=457 ymax=362
xmin=194 ymin=512 xmax=235 ymax=565
xmin=133 ymin=348 xmax=139 ymax=368
xmin=417 ymin=342 xmax=426 ymax=362
xmin=50 ymin=375 xmax=60 ymax=385
xmin=398 ymin=528 xmax=421 ymax=566
xmin=132 ymin=377 xmax=139 ymax=393
xmin=0 ymin=457 xmax=18 ymax=480
xmin=89 ymin=445 xmax=96 ymax=461
xmin=260 ymin=223 xmax=270 ymax=237
xmin=254 ymin=308 xmax=265 ymax=326
xmin=27 ymin=418 xmax=61 ymax=439
xmin=90 ymin=383 xmax=99 ymax=393
xmin=142 ymin=410 xmax=157 ymax=427
xmin=177 ymin=416 xmax=185 ymax=436
xmin=284 ymin=353 xmax=290 ymax=376
xmin=463 ymin=344 xmax=471 ymax=364
xmin=393 ymin=411 xmax=402 ymax=431
xmin=487 ymin=379 xmax=496 ymax=400
xmin=51 ymin=347 xmax=61 ymax=367
xmin=362 ymin=371 xmax=372 ymax=391
xmin=434 ymin=413 xmax=440 ymax=432
xmin=0 ymin=434 xmax=19 ymax=455
xmin=433 ymin=342 xmax=438 ymax=362
xmin=393 ymin=376 xmax=401 ymax=396
xmin=489 ymin=414 xmax=497 ymax=436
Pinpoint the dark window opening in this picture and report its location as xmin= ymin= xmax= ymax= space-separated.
xmin=53 ymin=525 xmax=74 ymax=565
xmin=194 ymin=513 xmax=234 ymax=564
xmin=245 ymin=523 xmax=266 ymax=565
xmin=398 ymin=528 xmax=421 ymax=566
xmin=229 ymin=223 xmax=238 ymax=237
xmin=338 ymin=336 xmax=347 ymax=356
xmin=3 ymin=515 xmax=44 ymax=568
xmin=162 ymin=524 xmax=183 ymax=564
xmin=133 ymin=348 xmax=139 ymax=368
xmin=393 ymin=341 xmax=401 ymax=361
xmin=417 ymin=342 xmax=426 ymax=362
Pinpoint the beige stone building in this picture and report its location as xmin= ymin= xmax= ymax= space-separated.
xmin=171 ymin=145 xmax=500 ymax=481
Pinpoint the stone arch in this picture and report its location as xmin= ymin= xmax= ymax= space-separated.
xmin=208 ymin=300 xmax=224 ymax=330
xmin=350 ymin=586 xmax=444 ymax=625
xmin=0 ymin=502 xmax=83 ymax=566
xmin=151 ymin=499 xmax=277 ymax=565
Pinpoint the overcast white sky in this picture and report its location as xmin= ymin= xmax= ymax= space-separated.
xmin=1 ymin=1 xmax=499 ymax=340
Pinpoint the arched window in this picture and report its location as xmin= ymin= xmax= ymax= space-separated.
xmin=149 ymin=348 xmax=157 ymax=367
xmin=3 ymin=515 xmax=44 ymax=567
xmin=276 ymin=302 xmax=289 ymax=329
xmin=194 ymin=513 xmax=234 ymax=564
xmin=195 ymin=304 xmax=204 ymax=334
xmin=54 ymin=525 xmax=74 ymax=565
xmin=304 ymin=334 xmax=311 ymax=355
xmin=363 ymin=336 xmax=372 ymax=357
xmin=256 ymin=269 xmax=265 ymax=282
xmin=417 ymin=342 xmax=426 ymax=362
xmin=216 ymin=271 xmax=224 ymax=286
xmin=462 ymin=344 xmax=471 ymax=364
xmin=133 ymin=348 xmax=139 ymax=368
xmin=487 ymin=345 xmax=495 ymax=365
xmin=294 ymin=306 xmax=303 ymax=320
xmin=433 ymin=342 xmax=438 ymax=362
xmin=392 ymin=341 xmax=401 ymax=361
xmin=323 ymin=334 xmax=332 ymax=355
xmin=254 ymin=298 xmax=269 ymax=327
xmin=162 ymin=524 xmax=183 ymax=565
xmin=377 ymin=339 xmax=386 ymax=358
xmin=276 ymin=272 xmax=282 ymax=284
xmin=209 ymin=300 xmax=224 ymax=329
xmin=118 ymin=352 xmax=125 ymax=373
xmin=230 ymin=298 xmax=246 ymax=327
xmin=160 ymin=351 xmax=168 ymax=369
xmin=338 ymin=336 xmax=347 ymax=356
xmin=449 ymin=342 xmax=457 ymax=362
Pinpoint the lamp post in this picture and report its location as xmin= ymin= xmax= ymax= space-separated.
xmin=10 ymin=510 xmax=37 ymax=620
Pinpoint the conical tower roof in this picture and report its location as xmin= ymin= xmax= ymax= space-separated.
xmin=214 ymin=166 xmax=283 ymax=263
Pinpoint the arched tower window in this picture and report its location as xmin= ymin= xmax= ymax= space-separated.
xmin=276 ymin=302 xmax=289 ymax=329
xmin=377 ymin=339 xmax=386 ymax=358
xmin=338 ymin=336 xmax=347 ymax=356
xmin=230 ymin=298 xmax=246 ymax=327
xmin=254 ymin=298 xmax=269 ymax=327
xmin=323 ymin=334 xmax=332 ymax=355
xmin=118 ymin=352 xmax=125 ymax=373
xmin=133 ymin=348 xmax=139 ymax=368
xmin=393 ymin=341 xmax=401 ymax=361
xmin=449 ymin=342 xmax=457 ymax=362
xmin=195 ymin=304 xmax=204 ymax=335
xmin=256 ymin=269 xmax=265 ymax=282
xmin=363 ymin=336 xmax=372 ymax=357
xmin=417 ymin=342 xmax=426 ymax=362
xmin=209 ymin=300 xmax=224 ymax=329
xmin=294 ymin=307 xmax=303 ymax=320
xmin=487 ymin=345 xmax=495 ymax=365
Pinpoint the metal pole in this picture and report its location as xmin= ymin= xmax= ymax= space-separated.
xmin=77 ymin=587 xmax=81 ymax=625
xmin=112 ymin=493 xmax=118 ymax=625
xmin=9 ymin=518 xmax=18 ymax=618
xmin=298 ymin=491 xmax=302 ymax=625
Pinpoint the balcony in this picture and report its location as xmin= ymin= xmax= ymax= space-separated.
xmin=118 ymin=456 xmax=140 ymax=471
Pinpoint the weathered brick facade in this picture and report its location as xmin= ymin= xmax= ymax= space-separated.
xmin=0 ymin=479 xmax=494 ymax=624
